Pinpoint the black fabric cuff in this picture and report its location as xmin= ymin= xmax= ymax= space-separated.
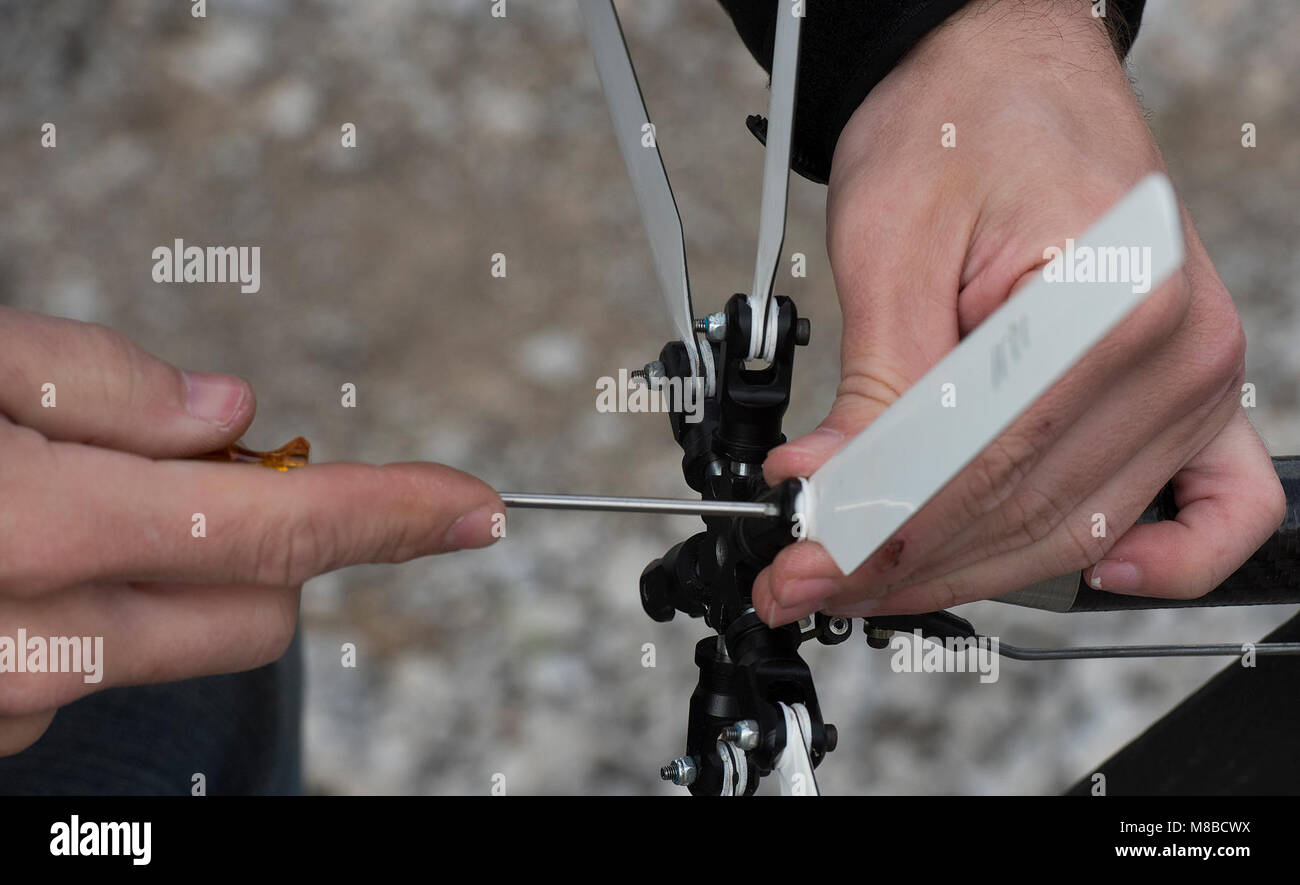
xmin=722 ymin=0 xmax=1148 ymax=185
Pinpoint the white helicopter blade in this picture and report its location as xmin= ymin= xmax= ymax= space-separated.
xmin=579 ymin=0 xmax=701 ymax=383
xmin=799 ymin=174 xmax=1185 ymax=574
xmin=747 ymin=1 xmax=801 ymax=363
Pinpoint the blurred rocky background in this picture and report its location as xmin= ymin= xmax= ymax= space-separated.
xmin=0 ymin=0 xmax=1295 ymax=794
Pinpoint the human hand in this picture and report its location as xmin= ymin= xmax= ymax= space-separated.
xmin=753 ymin=0 xmax=1283 ymax=625
xmin=0 ymin=307 xmax=502 ymax=754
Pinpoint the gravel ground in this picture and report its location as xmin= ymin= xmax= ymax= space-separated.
xmin=1 ymin=0 xmax=1296 ymax=795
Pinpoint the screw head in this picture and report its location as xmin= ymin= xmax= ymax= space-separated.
xmin=795 ymin=318 xmax=811 ymax=346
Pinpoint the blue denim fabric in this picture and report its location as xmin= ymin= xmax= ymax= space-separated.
xmin=0 ymin=630 xmax=302 ymax=796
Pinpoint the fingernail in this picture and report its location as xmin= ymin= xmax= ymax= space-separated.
xmin=1088 ymin=560 xmax=1142 ymax=593
xmin=764 ymin=597 xmax=820 ymax=628
xmin=777 ymin=577 xmax=841 ymax=607
xmin=788 ymin=426 xmax=844 ymax=455
xmin=443 ymin=505 xmax=501 ymax=552
xmin=184 ymin=371 xmax=247 ymax=427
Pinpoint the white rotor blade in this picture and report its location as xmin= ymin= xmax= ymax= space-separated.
xmin=747 ymin=1 xmax=801 ymax=362
xmin=801 ymin=174 xmax=1185 ymax=574
xmin=579 ymin=0 xmax=700 ymax=379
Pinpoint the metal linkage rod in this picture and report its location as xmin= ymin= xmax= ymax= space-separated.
xmin=499 ymin=493 xmax=778 ymax=520
xmin=996 ymin=641 xmax=1300 ymax=660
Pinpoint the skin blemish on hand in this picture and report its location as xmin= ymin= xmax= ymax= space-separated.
xmin=877 ymin=537 xmax=905 ymax=570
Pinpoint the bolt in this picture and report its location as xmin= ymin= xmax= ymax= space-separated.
xmin=718 ymin=719 xmax=759 ymax=750
xmin=660 ymin=756 xmax=698 ymax=786
xmin=828 ymin=617 xmax=850 ymax=636
xmin=631 ymin=361 xmax=664 ymax=386
xmin=694 ymin=312 xmax=727 ymax=342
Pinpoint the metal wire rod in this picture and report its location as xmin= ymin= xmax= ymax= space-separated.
xmin=499 ymin=492 xmax=778 ymax=520
xmin=996 ymin=641 xmax=1300 ymax=660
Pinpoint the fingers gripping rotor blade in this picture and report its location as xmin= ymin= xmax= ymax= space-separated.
xmin=747 ymin=2 xmax=802 ymax=363
xmin=798 ymin=174 xmax=1186 ymax=574
xmin=579 ymin=0 xmax=702 ymax=386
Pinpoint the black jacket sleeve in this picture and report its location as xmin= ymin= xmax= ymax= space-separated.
xmin=721 ymin=0 xmax=1148 ymax=184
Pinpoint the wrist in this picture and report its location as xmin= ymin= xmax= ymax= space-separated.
xmin=920 ymin=0 xmax=1120 ymax=76
xmin=832 ymin=0 xmax=1139 ymax=181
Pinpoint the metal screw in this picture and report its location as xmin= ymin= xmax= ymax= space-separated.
xmin=660 ymin=756 xmax=698 ymax=786
xmin=693 ymin=312 xmax=727 ymax=342
xmin=828 ymin=617 xmax=850 ymax=636
xmin=630 ymin=361 xmax=664 ymax=385
xmin=718 ymin=719 xmax=759 ymax=750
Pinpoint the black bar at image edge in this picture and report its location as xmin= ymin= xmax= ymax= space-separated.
xmin=0 ymin=796 xmax=1292 ymax=868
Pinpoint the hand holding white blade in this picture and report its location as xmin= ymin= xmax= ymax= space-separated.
xmin=799 ymin=174 xmax=1186 ymax=574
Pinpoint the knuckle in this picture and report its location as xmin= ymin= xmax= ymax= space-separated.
xmin=1262 ymin=474 xmax=1287 ymax=533
xmin=1054 ymin=515 xmax=1111 ymax=574
xmin=83 ymin=323 xmax=140 ymax=401
xmin=1001 ymin=482 xmax=1071 ymax=548
xmin=245 ymin=509 xmax=333 ymax=587
xmin=834 ymin=367 xmax=908 ymax=415
xmin=1133 ymin=270 xmax=1193 ymax=343
xmin=958 ymin=435 xmax=1037 ymax=524
xmin=916 ymin=574 xmax=967 ymax=613
xmin=1050 ymin=506 xmax=1112 ymax=577
xmin=1187 ymin=295 xmax=1247 ymax=400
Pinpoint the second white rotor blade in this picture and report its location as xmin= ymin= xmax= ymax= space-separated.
xmin=747 ymin=1 xmax=801 ymax=362
xmin=579 ymin=0 xmax=699 ymax=375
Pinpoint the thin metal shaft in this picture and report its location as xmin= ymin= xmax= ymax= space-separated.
xmin=997 ymin=641 xmax=1300 ymax=660
xmin=499 ymin=493 xmax=778 ymax=519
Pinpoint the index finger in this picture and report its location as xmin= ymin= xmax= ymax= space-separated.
xmin=0 ymin=439 xmax=504 ymax=595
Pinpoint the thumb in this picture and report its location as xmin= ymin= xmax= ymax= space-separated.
xmin=763 ymin=274 xmax=962 ymax=486
xmin=761 ymin=388 xmax=885 ymax=484
xmin=764 ymin=167 xmax=970 ymax=484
